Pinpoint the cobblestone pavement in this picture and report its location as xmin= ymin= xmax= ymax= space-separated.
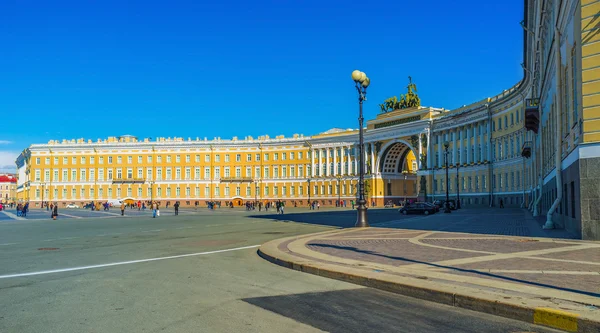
xmin=305 ymin=228 xmax=600 ymax=297
xmin=261 ymin=227 xmax=600 ymax=330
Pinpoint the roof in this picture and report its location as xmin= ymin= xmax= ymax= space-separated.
xmin=0 ymin=175 xmax=16 ymax=183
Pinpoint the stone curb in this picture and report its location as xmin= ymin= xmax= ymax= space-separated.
xmin=258 ymin=234 xmax=600 ymax=333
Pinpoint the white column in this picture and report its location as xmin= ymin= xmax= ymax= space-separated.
xmin=311 ymin=148 xmax=315 ymax=177
xmin=437 ymin=132 xmax=443 ymax=168
xmin=487 ymin=121 xmax=492 ymax=162
xmin=426 ymin=129 xmax=432 ymax=169
xmin=346 ymin=146 xmax=351 ymax=175
xmin=452 ymin=130 xmax=457 ymax=166
xmin=466 ymin=125 xmax=472 ymax=164
xmin=474 ymin=122 xmax=479 ymax=163
xmin=370 ymin=142 xmax=375 ymax=174
xmin=325 ymin=147 xmax=331 ymax=176
xmin=418 ymin=133 xmax=423 ymax=170
xmin=333 ymin=147 xmax=338 ymax=176
xmin=354 ymin=144 xmax=359 ymax=174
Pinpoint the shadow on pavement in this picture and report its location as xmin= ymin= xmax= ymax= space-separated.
xmin=309 ymin=243 xmax=600 ymax=298
xmin=242 ymin=288 xmax=560 ymax=333
xmin=247 ymin=208 xmax=402 ymax=228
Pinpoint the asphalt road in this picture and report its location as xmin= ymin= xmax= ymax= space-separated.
xmin=0 ymin=209 xmax=564 ymax=332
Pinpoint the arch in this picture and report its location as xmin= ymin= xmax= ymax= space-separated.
xmin=376 ymin=138 xmax=419 ymax=174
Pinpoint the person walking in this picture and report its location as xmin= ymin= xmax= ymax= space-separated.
xmin=174 ymin=201 xmax=180 ymax=216
xmin=499 ymin=199 xmax=504 ymax=208
xmin=152 ymin=201 xmax=158 ymax=218
xmin=120 ymin=202 xmax=125 ymax=216
xmin=52 ymin=203 xmax=58 ymax=220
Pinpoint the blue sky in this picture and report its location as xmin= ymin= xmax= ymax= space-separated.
xmin=0 ymin=0 xmax=524 ymax=171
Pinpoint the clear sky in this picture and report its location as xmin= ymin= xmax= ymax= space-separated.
xmin=0 ymin=0 xmax=524 ymax=172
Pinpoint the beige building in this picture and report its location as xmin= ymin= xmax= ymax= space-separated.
xmin=0 ymin=174 xmax=17 ymax=205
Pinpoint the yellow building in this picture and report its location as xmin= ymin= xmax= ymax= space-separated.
xmin=14 ymin=0 xmax=600 ymax=239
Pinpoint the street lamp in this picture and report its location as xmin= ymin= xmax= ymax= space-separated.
xmin=402 ymin=170 xmax=408 ymax=206
xmin=443 ymin=142 xmax=451 ymax=213
xmin=336 ymin=175 xmax=342 ymax=207
xmin=307 ymin=178 xmax=311 ymax=208
xmin=351 ymin=69 xmax=370 ymax=227
xmin=254 ymin=179 xmax=258 ymax=204
xmin=456 ymin=162 xmax=461 ymax=209
xmin=41 ymin=182 xmax=46 ymax=209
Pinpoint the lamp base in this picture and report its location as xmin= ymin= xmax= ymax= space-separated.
xmin=355 ymin=199 xmax=369 ymax=227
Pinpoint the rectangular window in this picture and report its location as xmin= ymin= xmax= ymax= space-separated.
xmin=215 ymin=167 xmax=220 ymax=179
xmin=157 ymin=187 xmax=162 ymax=197
xmin=255 ymin=153 xmax=260 ymax=161
xmin=176 ymin=187 xmax=180 ymax=197
xmin=176 ymin=167 xmax=181 ymax=180
xmin=282 ymin=166 xmax=287 ymax=178
xmin=273 ymin=186 xmax=278 ymax=196
xmin=215 ymin=154 xmax=220 ymax=162
xmin=195 ymin=155 xmax=200 ymax=162
xmin=274 ymin=167 xmax=279 ymax=178
xmin=299 ymin=185 xmax=303 ymax=195
xmin=225 ymin=154 xmax=229 ymax=162
xmin=195 ymin=168 xmax=200 ymax=179
xmin=157 ymin=156 xmax=162 ymax=163
xmin=235 ymin=167 xmax=241 ymax=178
xmin=36 ymin=157 xmax=41 ymax=165
xmin=81 ymin=156 xmax=86 ymax=164
xmin=236 ymin=154 xmax=241 ymax=162
xmin=176 ymin=155 xmax=181 ymax=163
xmin=117 ymin=168 xmax=122 ymax=179
xmin=186 ymin=167 xmax=191 ymax=180
xmin=205 ymin=187 xmax=209 ymax=198
xmin=137 ymin=156 xmax=142 ymax=163
xmin=274 ymin=153 xmax=279 ymax=161
xmin=205 ymin=168 xmax=210 ymax=179
xmin=63 ymin=169 xmax=68 ymax=181
xmin=290 ymin=166 xmax=296 ymax=178
xmin=246 ymin=186 xmax=251 ymax=197
xmin=195 ymin=187 xmax=200 ymax=197
xmin=127 ymin=156 xmax=132 ymax=164
xmin=166 ymin=168 xmax=172 ymax=180
xmin=255 ymin=167 xmax=260 ymax=179
xmin=224 ymin=167 xmax=230 ymax=178
xmin=264 ymin=153 xmax=269 ymax=161
xmin=236 ymin=186 xmax=240 ymax=196
xmin=73 ymin=157 xmax=77 ymax=164
xmin=298 ymin=152 xmax=303 ymax=160
xmin=246 ymin=154 xmax=251 ymax=162
xmin=264 ymin=167 xmax=270 ymax=178
xmin=290 ymin=152 xmax=295 ymax=160
xmin=167 ymin=187 xmax=171 ymax=197
xmin=205 ymin=154 xmax=210 ymax=162
xmin=282 ymin=153 xmax=287 ymax=160
xmin=117 ymin=156 xmax=122 ymax=164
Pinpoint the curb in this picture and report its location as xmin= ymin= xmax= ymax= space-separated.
xmin=258 ymin=240 xmax=600 ymax=333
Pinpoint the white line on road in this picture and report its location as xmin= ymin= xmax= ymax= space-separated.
xmin=0 ymin=243 xmax=18 ymax=246
xmin=58 ymin=213 xmax=82 ymax=219
xmin=43 ymin=239 xmax=56 ymax=242
xmin=0 ymin=211 xmax=25 ymax=220
xmin=0 ymin=245 xmax=260 ymax=279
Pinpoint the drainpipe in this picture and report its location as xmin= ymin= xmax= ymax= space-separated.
xmin=544 ymin=25 xmax=563 ymax=229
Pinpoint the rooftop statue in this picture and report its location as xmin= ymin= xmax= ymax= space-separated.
xmin=379 ymin=76 xmax=422 ymax=113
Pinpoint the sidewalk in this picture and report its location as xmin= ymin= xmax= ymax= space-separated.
xmin=259 ymin=227 xmax=600 ymax=333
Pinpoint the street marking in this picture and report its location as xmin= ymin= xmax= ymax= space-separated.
xmin=0 ymin=211 xmax=25 ymax=220
xmin=43 ymin=239 xmax=56 ymax=242
xmin=59 ymin=237 xmax=78 ymax=240
xmin=0 ymin=243 xmax=17 ymax=246
xmin=533 ymin=307 xmax=579 ymax=332
xmin=0 ymin=245 xmax=260 ymax=279
xmin=141 ymin=229 xmax=163 ymax=233
xmin=58 ymin=213 xmax=82 ymax=219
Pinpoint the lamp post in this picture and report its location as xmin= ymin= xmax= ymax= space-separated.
xmin=402 ymin=170 xmax=408 ymax=206
xmin=351 ymin=69 xmax=370 ymax=227
xmin=336 ymin=175 xmax=342 ymax=207
xmin=41 ymin=182 xmax=46 ymax=208
xmin=443 ymin=142 xmax=451 ymax=213
xmin=307 ymin=178 xmax=311 ymax=208
xmin=456 ymin=162 xmax=461 ymax=209
xmin=254 ymin=179 xmax=258 ymax=205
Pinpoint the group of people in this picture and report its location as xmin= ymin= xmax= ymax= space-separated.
xmin=15 ymin=202 xmax=29 ymax=217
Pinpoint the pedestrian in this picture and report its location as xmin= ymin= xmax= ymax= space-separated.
xmin=499 ymin=199 xmax=504 ymax=208
xmin=174 ymin=201 xmax=179 ymax=216
xmin=120 ymin=202 xmax=125 ymax=216
xmin=52 ymin=203 xmax=58 ymax=220
xmin=152 ymin=201 xmax=158 ymax=218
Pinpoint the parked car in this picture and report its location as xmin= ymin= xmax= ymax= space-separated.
xmin=66 ymin=203 xmax=80 ymax=209
xmin=423 ymin=202 xmax=440 ymax=213
xmin=398 ymin=202 xmax=436 ymax=215
xmin=434 ymin=200 xmax=456 ymax=210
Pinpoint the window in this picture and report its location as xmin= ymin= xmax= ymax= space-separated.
xmin=127 ymin=188 xmax=132 ymax=197
xmin=195 ymin=187 xmax=200 ymax=197
xmin=224 ymin=167 xmax=230 ymax=178
xmin=235 ymin=167 xmax=241 ymax=178
xmin=63 ymin=169 xmax=68 ymax=181
xmin=246 ymin=154 xmax=251 ymax=162
xmin=498 ymin=119 xmax=502 ymax=130
xmin=167 ymin=155 xmax=172 ymax=163
xmin=511 ymin=113 xmax=514 ymax=125
xmin=215 ymin=154 xmax=220 ymax=162
xmin=246 ymin=186 xmax=251 ymax=197
xmin=99 ymin=169 xmax=104 ymax=180
xmin=298 ymin=152 xmax=303 ymax=160
xmin=175 ymin=167 xmax=181 ymax=179
xmin=282 ymin=153 xmax=287 ymax=160
xmin=274 ymin=153 xmax=279 ymax=161
xmin=157 ymin=156 xmax=162 ymax=163
xmin=264 ymin=186 xmax=269 ymax=196
xmin=195 ymin=155 xmax=200 ymax=162
xmin=195 ymin=168 xmax=200 ymax=179
xmin=127 ymin=156 xmax=132 ymax=164
xmin=166 ymin=168 xmax=172 ymax=180
xmin=116 ymin=168 xmax=122 ymax=179
xmin=176 ymin=187 xmax=180 ymax=197
xmin=157 ymin=187 xmax=162 ymax=197
xmin=516 ymin=110 xmax=520 ymax=123
xmin=167 ymin=187 xmax=171 ymax=197
xmin=255 ymin=154 xmax=260 ymax=161
xmin=73 ymin=157 xmax=77 ymax=164
xmin=246 ymin=167 xmax=251 ymax=177
xmin=138 ymin=156 xmax=142 ymax=163
xmin=483 ymin=175 xmax=487 ymax=189
xmin=99 ymin=156 xmax=104 ymax=164
xmin=147 ymin=156 xmax=152 ymax=163
xmin=45 ymin=157 xmax=50 ymax=165
xmin=36 ymin=157 xmax=40 ymax=165
xmin=264 ymin=167 xmax=270 ymax=178
xmin=54 ymin=157 xmax=59 ymax=165
xmin=80 ymin=169 xmax=87 ymax=181
xmin=215 ymin=167 xmax=220 ymax=179
xmin=185 ymin=168 xmax=191 ymax=179
xmin=225 ymin=154 xmax=230 ymax=162
xmin=290 ymin=152 xmax=295 ymax=160
xmin=282 ymin=166 xmax=287 ymax=178
xmin=81 ymin=156 xmax=86 ymax=164
xmin=274 ymin=167 xmax=279 ymax=178
xmin=290 ymin=166 xmax=296 ymax=178
xmin=117 ymin=156 xmax=122 ymax=164
xmin=205 ymin=187 xmax=209 ymax=198
xmin=504 ymin=116 xmax=508 ymax=128
xmin=255 ymin=167 xmax=260 ymax=179
xmin=176 ymin=155 xmax=180 ymax=163
xmin=205 ymin=168 xmax=210 ymax=179
xmin=205 ymin=154 xmax=210 ymax=162
xmin=236 ymin=154 xmax=241 ymax=162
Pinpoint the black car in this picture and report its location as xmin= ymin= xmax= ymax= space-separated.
xmin=398 ymin=203 xmax=436 ymax=215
